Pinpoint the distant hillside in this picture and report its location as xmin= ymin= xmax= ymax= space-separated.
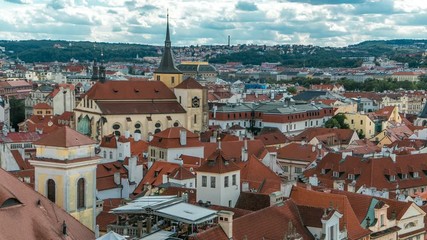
xmin=1 ymin=39 xmax=426 ymax=68
xmin=0 ymin=40 xmax=158 ymax=63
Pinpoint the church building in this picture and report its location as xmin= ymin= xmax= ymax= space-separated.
xmin=74 ymin=13 xmax=208 ymax=141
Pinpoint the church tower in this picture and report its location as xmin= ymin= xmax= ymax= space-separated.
xmin=29 ymin=126 xmax=100 ymax=231
xmin=153 ymin=13 xmax=183 ymax=88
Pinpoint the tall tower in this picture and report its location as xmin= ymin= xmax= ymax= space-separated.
xmin=153 ymin=13 xmax=183 ymax=88
xmin=29 ymin=126 xmax=100 ymax=231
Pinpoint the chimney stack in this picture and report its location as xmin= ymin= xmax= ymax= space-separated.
xmin=180 ymin=129 xmax=187 ymax=146
xmin=269 ymin=191 xmax=284 ymax=206
xmin=218 ymin=211 xmax=234 ymax=239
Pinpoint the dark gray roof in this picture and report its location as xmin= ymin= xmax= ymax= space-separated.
xmin=177 ymin=64 xmax=217 ymax=73
xmin=154 ymin=15 xmax=181 ymax=74
xmin=293 ymin=91 xmax=328 ymax=101
xmin=419 ymin=102 xmax=427 ymax=118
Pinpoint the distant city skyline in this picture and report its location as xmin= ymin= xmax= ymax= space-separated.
xmin=0 ymin=0 xmax=426 ymax=47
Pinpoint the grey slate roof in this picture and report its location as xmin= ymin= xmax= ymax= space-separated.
xmin=419 ymin=102 xmax=427 ymax=118
xmin=293 ymin=91 xmax=328 ymax=101
xmin=154 ymin=15 xmax=181 ymax=74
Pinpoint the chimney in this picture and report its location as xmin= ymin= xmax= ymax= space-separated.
xmin=62 ymin=221 xmax=67 ymax=235
xmin=306 ymin=183 xmax=312 ymax=191
xmin=390 ymin=153 xmax=396 ymax=162
xmin=124 ymin=130 xmax=130 ymax=139
xmin=128 ymin=156 xmax=137 ymax=183
xmin=309 ymin=174 xmax=319 ymax=187
xmin=180 ymin=129 xmax=187 ymax=146
xmin=162 ymin=174 xmax=168 ymax=184
xmin=114 ymin=172 xmax=120 ymax=185
xmin=148 ymin=133 xmax=153 ymax=142
xmin=134 ymin=132 xmax=141 ymax=141
xmin=218 ymin=210 xmax=234 ymax=239
xmin=182 ymin=192 xmax=188 ymax=203
xmin=242 ymin=182 xmax=249 ymax=192
xmin=269 ymin=191 xmax=284 ymax=206
xmin=241 ymin=147 xmax=248 ymax=162
xmin=312 ymin=145 xmax=316 ymax=152
xmin=213 ymin=105 xmax=217 ymax=118
xmin=269 ymin=152 xmax=277 ymax=171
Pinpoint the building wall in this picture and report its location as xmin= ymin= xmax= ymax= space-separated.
xmin=154 ymin=73 xmax=183 ymax=88
xmin=36 ymin=145 xmax=96 ymax=160
xmin=196 ymin=170 xmax=240 ymax=207
xmin=345 ymin=113 xmax=375 ymax=138
xmin=174 ymin=87 xmax=208 ymax=133
xmin=74 ymin=101 xmax=187 ymax=141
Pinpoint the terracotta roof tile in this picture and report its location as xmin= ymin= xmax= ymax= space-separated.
xmin=240 ymin=155 xmax=282 ymax=194
xmin=196 ymin=149 xmax=241 ymax=174
xmin=34 ymin=126 xmax=96 ymax=148
xmin=0 ymin=167 xmax=94 ymax=239
xmin=85 ymin=81 xmax=176 ymax=100
xmin=174 ymin=77 xmax=204 ymax=89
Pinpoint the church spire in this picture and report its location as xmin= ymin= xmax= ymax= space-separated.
xmin=154 ymin=11 xmax=181 ymax=74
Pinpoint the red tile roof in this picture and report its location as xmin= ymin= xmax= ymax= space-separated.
xmin=168 ymin=165 xmax=195 ymax=180
xmin=290 ymin=186 xmax=371 ymax=239
xmin=0 ymin=132 xmax=42 ymax=143
xmin=240 ymin=155 xmax=281 ymax=194
xmin=96 ymin=101 xmax=186 ymax=115
xmin=197 ymin=149 xmax=241 ymax=174
xmin=97 ymin=162 xmax=128 ymax=191
xmin=85 ymin=80 xmax=176 ymax=100
xmin=133 ymin=161 xmax=181 ymax=194
xmin=193 ymin=199 xmax=314 ymax=240
xmin=150 ymin=127 xmax=202 ymax=149
xmin=277 ymin=143 xmax=321 ymax=162
xmin=175 ymin=77 xmax=204 ymax=89
xmin=293 ymin=127 xmax=356 ymax=145
xmin=0 ymin=167 xmax=95 ymax=239
xmin=34 ymin=126 xmax=96 ymax=148
xmin=255 ymin=131 xmax=289 ymax=146
xmin=33 ymin=102 xmax=53 ymax=110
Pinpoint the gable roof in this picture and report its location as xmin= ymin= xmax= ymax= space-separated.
xmin=34 ymin=126 xmax=96 ymax=148
xmin=197 ymin=149 xmax=241 ymax=174
xmin=193 ymin=199 xmax=314 ymax=240
xmin=0 ymin=167 xmax=94 ymax=240
xmin=174 ymin=77 xmax=204 ymax=89
xmin=293 ymin=127 xmax=356 ymax=145
xmin=290 ymin=186 xmax=371 ymax=239
xmin=150 ymin=127 xmax=202 ymax=149
xmin=84 ymin=81 xmax=177 ymax=100
xmin=240 ymin=155 xmax=282 ymax=194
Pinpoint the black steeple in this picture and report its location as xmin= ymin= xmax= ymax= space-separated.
xmin=154 ymin=12 xmax=181 ymax=74
xmin=91 ymin=59 xmax=99 ymax=82
xmin=99 ymin=48 xmax=106 ymax=83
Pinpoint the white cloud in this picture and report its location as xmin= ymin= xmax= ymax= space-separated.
xmin=0 ymin=0 xmax=425 ymax=46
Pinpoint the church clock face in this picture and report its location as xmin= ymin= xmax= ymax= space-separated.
xmin=192 ymin=97 xmax=200 ymax=108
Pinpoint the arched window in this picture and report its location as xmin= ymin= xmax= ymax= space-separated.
xmin=77 ymin=178 xmax=85 ymax=209
xmin=47 ymin=179 xmax=56 ymax=203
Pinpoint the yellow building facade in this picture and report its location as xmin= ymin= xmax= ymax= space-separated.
xmin=29 ymin=126 xmax=100 ymax=230
xmin=344 ymin=113 xmax=375 ymax=139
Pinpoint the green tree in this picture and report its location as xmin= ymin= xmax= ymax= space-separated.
xmin=287 ymin=86 xmax=297 ymax=94
xmin=325 ymin=114 xmax=349 ymax=129
xmin=357 ymin=129 xmax=365 ymax=139
xmin=9 ymin=97 xmax=25 ymax=130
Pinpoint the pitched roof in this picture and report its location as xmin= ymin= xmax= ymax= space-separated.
xmin=194 ymin=199 xmax=314 ymax=240
xmin=34 ymin=126 xmax=96 ymax=148
xmin=255 ymin=131 xmax=289 ymax=146
xmin=133 ymin=161 xmax=181 ymax=194
xmin=174 ymin=77 xmax=204 ymax=89
xmin=33 ymin=102 xmax=53 ymax=110
xmin=290 ymin=186 xmax=371 ymax=239
xmin=154 ymin=15 xmax=181 ymax=74
xmin=84 ymin=81 xmax=177 ymax=100
xmin=293 ymin=127 xmax=356 ymax=145
xmin=168 ymin=165 xmax=195 ymax=180
xmin=240 ymin=155 xmax=282 ymax=194
xmin=196 ymin=149 xmax=241 ymax=174
xmin=96 ymin=101 xmax=186 ymax=115
xmin=0 ymin=167 xmax=94 ymax=240
xmin=277 ymin=143 xmax=320 ymax=162
xmin=150 ymin=127 xmax=202 ymax=149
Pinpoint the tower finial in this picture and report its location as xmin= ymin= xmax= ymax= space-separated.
xmin=166 ymin=10 xmax=170 ymax=42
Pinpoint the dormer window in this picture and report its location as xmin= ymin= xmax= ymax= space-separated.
xmin=321 ymin=169 xmax=326 ymax=174
xmin=390 ymin=175 xmax=396 ymax=182
xmin=413 ymin=172 xmax=419 ymax=178
xmin=333 ymin=171 xmax=339 ymax=178
xmin=348 ymin=174 xmax=354 ymax=180
xmin=402 ymin=174 xmax=408 ymax=180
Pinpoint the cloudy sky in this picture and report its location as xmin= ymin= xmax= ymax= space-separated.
xmin=0 ymin=0 xmax=426 ymax=47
